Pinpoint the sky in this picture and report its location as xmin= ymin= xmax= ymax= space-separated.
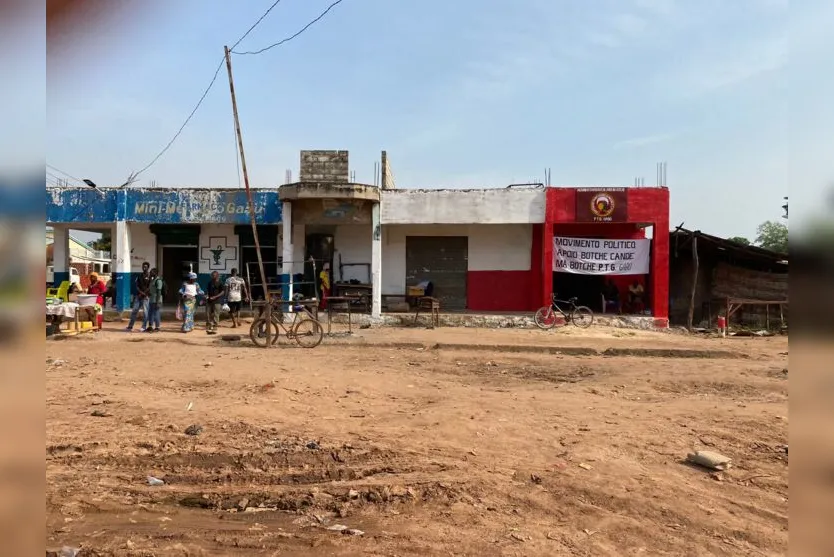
xmin=46 ymin=0 xmax=832 ymax=240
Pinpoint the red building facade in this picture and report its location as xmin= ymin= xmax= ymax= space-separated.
xmin=539 ymin=187 xmax=670 ymax=326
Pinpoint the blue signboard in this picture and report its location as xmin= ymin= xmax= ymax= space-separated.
xmin=126 ymin=189 xmax=280 ymax=224
xmin=46 ymin=188 xmax=118 ymax=223
xmin=47 ymin=187 xmax=281 ymax=224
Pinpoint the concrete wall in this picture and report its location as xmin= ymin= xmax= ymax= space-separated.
xmin=129 ymin=224 xmax=157 ymax=271
xmin=334 ymin=225 xmax=372 ymax=283
xmin=292 ymin=225 xmax=306 ymax=274
xmin=381 ymin=189 xmax=545 ymax=225
xmin=299 ymin=150 xmax=349 ymax=183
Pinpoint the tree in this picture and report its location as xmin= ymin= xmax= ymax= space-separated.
xmin=727 ymin=236 xmax=750 ymax=246
xmin=754 ymin=220 xmax=788 ymax=253
xmin=87 ymin=231 xmax=111 ymax=252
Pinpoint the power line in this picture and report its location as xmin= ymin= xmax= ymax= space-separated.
xmin=133 ymin=57 xmax=225 ymax=179
xmin=133 ymin=0 xmax=346 ymax=178
xmin=132 ymin=0 xmax=286 ymax=180
xmin=232 ymin=0 xmax=345 ymax=55
xmin=46 ymin=164 xmax=82 ymax=183
xmin=231 ymin=0 xmax=284 ymax=51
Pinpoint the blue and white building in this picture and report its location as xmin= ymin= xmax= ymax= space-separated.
xmin=47 ymin=187 xmax=283 ymax=311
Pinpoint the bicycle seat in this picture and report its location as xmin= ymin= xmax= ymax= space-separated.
xmin=568 ymin=296 xmax=578 ymax=303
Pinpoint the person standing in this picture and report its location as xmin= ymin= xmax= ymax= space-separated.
xmin=319 ymin=262 xmax=331 ymax=310
xmin=126 ymin=261 xmax=151 ymax=332
xmin=224 ymin=268 xmax=248 ymax=328
xmin=87 ymin=272 xmax=108 ymax=330
xmin=205 ymin=271 xmax=224 ymax=335
xmin=87 ymin=272 xmax=107 ymax=306
xmin=147 ymin=268 xmax=165 ymax=333
xmin=104 ymin=276 xmax=116 ymax=309
xmin=178 ymin=272 xmax=204 ymax=333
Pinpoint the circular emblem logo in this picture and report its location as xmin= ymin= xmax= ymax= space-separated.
xmin=590 ymin=193 xmax=615 ymax=218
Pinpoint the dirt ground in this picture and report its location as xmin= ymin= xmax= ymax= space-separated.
xmin=46 ymin=321 xmax=788 ymax=556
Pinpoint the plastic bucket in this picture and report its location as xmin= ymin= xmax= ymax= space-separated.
xmin=77 ymin=294 xmax=98 ymax=306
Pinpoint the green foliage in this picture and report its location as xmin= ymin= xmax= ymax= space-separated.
xmin=87 ymin=231 xmax=111 ymax=252
xmin=754 ymin=221 xmax=788 ymax=253
xmin=727 ymin=236 xmax=750 ymax=246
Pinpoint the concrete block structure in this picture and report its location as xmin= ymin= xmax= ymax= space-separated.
xmin=46 ymin=150 xmax=671 ymax=326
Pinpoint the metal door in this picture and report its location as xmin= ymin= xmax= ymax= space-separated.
xmin=405 ymin=236 xmax=468 ymax=310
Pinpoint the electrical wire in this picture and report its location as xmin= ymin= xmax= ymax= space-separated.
xmin=231 ymin=0 xmax=284 ymax=51
xmin=47 ymin=164 xmax=82 ymax=183
xmin=132 ymin=0 xmax=346 ymax=179
xmin=231 ymin=0 xmax=345 ymax=55
xmin=133 ymin=57 xmax=225 ymax=179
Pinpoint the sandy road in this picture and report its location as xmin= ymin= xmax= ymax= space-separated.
xmin=46 ymin=324 xmax=788 ymax=556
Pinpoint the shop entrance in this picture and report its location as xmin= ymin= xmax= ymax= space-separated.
xmin=552 ymin=273 xmax=606 ymax=312
xmin=406 ymin=236 xmax=468 ymax=310
xmin=160 ymin=246 xmax=198 ymax=304
xmin=236 ymin=225 xmax=280 ymax=301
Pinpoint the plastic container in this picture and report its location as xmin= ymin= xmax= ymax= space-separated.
xmin=76 ymin=294 xmax=98 ymax=307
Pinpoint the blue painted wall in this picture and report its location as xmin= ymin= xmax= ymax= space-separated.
xmin=46 ymin=188 xmax=119 ymax=223
xmin=52 ymin=271 xmax=69 ymax=289
xmin=114 ymin=272 xmax=132 ymax=312
xmin=47 ymin=188 xmax=282 ymax=225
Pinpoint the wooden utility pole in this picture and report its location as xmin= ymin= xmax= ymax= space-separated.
xmin=687 ymin=234 xmax=698 ymax=331
xmin=224 ymin=45 xmax=271 ymax=346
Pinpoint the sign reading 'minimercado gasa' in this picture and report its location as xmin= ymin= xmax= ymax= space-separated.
xmin=553 ymin=236 xmax=650 ymax=275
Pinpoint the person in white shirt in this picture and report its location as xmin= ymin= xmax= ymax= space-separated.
xmin=224 ymin=268 xmax=249 ymax=328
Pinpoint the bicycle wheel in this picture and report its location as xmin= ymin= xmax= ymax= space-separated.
xmin=571 ymin=306 xmax=594 ymax=328
xmin=249 ymin=317 xmax=281 ymax=348
xmin=291 ymin=317 xmax=324 ymax=348
xmin=534 ymin=306 xmax=558 ymax=329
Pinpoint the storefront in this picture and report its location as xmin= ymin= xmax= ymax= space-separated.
xmin=541 ymin=187 xmax=670 ymax=324
xmin=46 ymin=179 xmax=669 ymax=325
xmin=46 ymin=187 xmax=281 ymax=311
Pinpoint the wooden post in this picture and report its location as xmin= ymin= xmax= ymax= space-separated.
xmin=687 ymin=235 xmax=698 ymax=330
xmin=779 ymin=303 xmax=784 ymax=330
xmin=224 ymin=45 xmax=270 ymax=347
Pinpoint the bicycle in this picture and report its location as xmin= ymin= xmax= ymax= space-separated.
xmin=249 ymin=298 xmax=324 ymax=348
xmin=534 ymin=294 xmax=594 ymax=330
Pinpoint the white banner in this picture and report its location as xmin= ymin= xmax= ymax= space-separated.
xmin=553 ymin=237 xmax=650 ymax=275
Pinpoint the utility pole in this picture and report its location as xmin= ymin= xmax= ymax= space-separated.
xmin=224 ymin=45 xmax=271 ymax=346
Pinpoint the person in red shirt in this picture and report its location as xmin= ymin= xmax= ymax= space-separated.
xmin=87 ymin=272 xmax=107 ymax=306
